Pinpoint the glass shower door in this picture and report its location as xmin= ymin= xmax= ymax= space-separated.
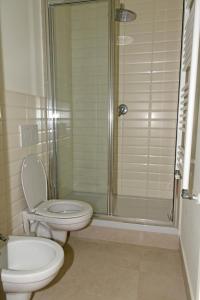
xmin=48 ymin=0 xmax=110 ymax=214
xmin=113 ymin=0 xmax=183 ymax=223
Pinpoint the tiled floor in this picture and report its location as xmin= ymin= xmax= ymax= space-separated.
xmin=33 ymin=238 xmax=187 ymax=300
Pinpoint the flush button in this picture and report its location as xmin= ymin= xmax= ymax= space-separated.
xmin=19 ymin=124 xmax=38 ymax=147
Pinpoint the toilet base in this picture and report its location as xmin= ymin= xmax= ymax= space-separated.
xmin=22 ymin=208 xmax=92 ymax=247
xmin=30 ymin=221 xmax=68 ymax=245
xmin=6 ymin=292 xmax=31 ymax=300
xmin=22 ymin=210 xmax=92 ymax=245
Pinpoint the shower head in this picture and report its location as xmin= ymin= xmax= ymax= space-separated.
xmin=115 ymin=3 xmax=137 ymax=22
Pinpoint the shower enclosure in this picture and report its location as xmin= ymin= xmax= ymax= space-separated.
xmin=46 ymin=0 xmax=183 ymax=226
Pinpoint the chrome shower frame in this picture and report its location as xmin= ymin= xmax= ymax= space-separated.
xmin=44 ymin=0 xmax=115 ymax=216
xmin=43 ymin=0 xmax=180 ymax=228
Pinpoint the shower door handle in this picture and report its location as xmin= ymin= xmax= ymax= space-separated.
xmin=118 ymin=104 xmax=128 ymax=116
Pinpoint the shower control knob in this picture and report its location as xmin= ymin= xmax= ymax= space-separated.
xmin=118 ymin=104 xmax=128 ymax=116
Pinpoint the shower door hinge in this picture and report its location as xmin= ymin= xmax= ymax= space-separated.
xmin=175 ymin=169 xmax=182 ymax=180
xmin=53 ymin=183 xmax=57 ymax=199
xmin=181 ymin=189 xmax=200 ymax=203
xmin=167 ymin=208 xmax=174 ymax=222
xmin=49 ymin=180 xmax=57 ymax=199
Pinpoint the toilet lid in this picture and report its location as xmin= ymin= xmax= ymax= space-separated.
xmin=21 ymin=155 xmax=47 ymax=212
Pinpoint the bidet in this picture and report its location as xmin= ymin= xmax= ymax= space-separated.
xmin=0 ymin=236 xmax=64 ymax=300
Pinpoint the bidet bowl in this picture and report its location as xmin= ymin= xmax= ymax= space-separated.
xmin=1 ymin=236 xmax=64 ymax=300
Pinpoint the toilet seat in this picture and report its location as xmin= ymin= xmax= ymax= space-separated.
xmin=35 ymin=199 xmax=93 ymax=219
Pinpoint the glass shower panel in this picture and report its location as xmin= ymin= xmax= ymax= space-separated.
xmin=50 ymin=0 xmax=109 ymax=214
xmin=113 ymin=0 xmax=183 ymax=222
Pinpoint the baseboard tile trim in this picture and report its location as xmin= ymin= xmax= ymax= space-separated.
xmin=72 ymin=221 xmax=179 ymax=250
xmin=180 ymin=240 xmax=194 ymax=300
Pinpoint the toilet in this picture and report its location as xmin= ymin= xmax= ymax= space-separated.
xmin=21 ymin=155 xmax=93 ymax=244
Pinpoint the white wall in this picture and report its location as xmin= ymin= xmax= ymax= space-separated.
xmin=180 ymin=200 xmax=200 ymax=300
xmin=0 ymin=0 xmax=45 ymax=96
xmin=180 ymin=84 xmax=200 ymax=300
xmin=0 ymin=0 xmax=48 ymax=234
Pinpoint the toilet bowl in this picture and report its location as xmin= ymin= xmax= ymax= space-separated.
xmin=21 ymin=155 xmax=93 ymax=244
xmin=1 ymin=236 xmax=64 ymax=300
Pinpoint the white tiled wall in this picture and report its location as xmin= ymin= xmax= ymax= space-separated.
xmin=117 ymin=0 xmax=183 ymax=200
xmin=0 ymin=91 xmax=48 ymax=234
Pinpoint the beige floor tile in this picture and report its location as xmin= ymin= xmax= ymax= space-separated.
xmin=140 ymin=246 xmax=183 ymax=276
xmin=70 ymin=237 xmax=143 ymax=270
xmin=33 ymin=238 xmax=187 ymax=300
xmin=138 ymin=272 xmax=187 ymax=300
